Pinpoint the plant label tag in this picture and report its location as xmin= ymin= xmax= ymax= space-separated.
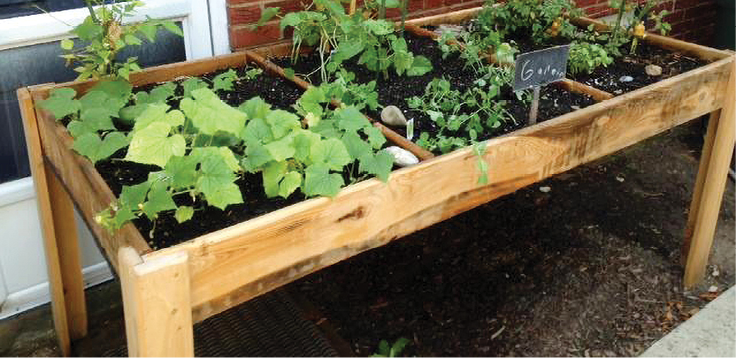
xmin=513 ymin=45 xmax=570 ymax=92
xmin=406 ymin=118 xmax=414 ymax=141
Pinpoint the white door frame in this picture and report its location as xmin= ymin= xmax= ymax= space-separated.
xmin=0 ymin=0 xmax=230 ymax=318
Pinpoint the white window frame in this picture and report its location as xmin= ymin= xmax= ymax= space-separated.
xmin=0 ymin=0 xmax=230 ymax=58
xmin=0 ymin=0 xmax=231 ymax=318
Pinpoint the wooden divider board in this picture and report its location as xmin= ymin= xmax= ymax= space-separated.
xmin=140 ymin=55 xmax=734 ymax=322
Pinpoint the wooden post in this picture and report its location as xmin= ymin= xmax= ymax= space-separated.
xmin=682 ymin=110 xmax=719 ymax=264
xmin=18 ymin=87 xmax=88 ymax=355
xmin=683 ymin=58 xmax=736 ymax=288
xmin=118 ymin=247 xmax=194 ymax=357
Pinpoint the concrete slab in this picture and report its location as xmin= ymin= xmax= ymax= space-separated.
xmin=641 ymin=287 xmax=736 ymax=357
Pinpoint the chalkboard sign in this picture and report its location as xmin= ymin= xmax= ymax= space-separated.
xmin=513 ymin=45 xmax=570 ymax=92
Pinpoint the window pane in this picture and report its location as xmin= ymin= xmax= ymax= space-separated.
xmin=0 ymin=25 xmax=186 ymax=183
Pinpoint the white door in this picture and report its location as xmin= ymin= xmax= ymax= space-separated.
xmin=0 ymin=0 xmax=229 ymax=318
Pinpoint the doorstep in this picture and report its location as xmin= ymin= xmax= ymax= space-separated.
xmin=641 ymin=286 xmax=736 ymax=357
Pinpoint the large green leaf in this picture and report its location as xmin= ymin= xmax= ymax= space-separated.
xmin=195 ymin=148 xmax=243 ymax=210
xmin=132 ymin=104 xmax=184 ymax=133
xmin=358 ymin=150 xmax=393 ymax=182
xmin=240 ymin=117 xmax=274 ymax=146
xmin=311 ymin=138 xmax=351 ymax=170
xmin=72 ymin=132 xmax=129 ymax=163
xmin=264 ymin=134 xmax=296 ymax=162
xmin=181 ymin=78 xmax=208 ymax=98
xmin=407 ymin=55 xmax=433 ymax=76
xmin=141 ymin=180 xmax=177 ymax=219
xmin=334 ymin=106 xmax=371 ymax=133
xmin=293 ymin=130 xmax=321 ymax=163
xmin=164 ymin=155 xmax=200 ymax=189
xmin=363 ymin=19 xmax=394 ymax=36
xmin=174 ymin=206 xmax=195 ymax=223
xmin=262 ymin=161 xmax=288 ymax=198
xmin=303 ymin=163 xmax=344 ymax=197
xmin=39 ymin=88 xmax=80 ymax=119
xmin=363 ymin=126 xmax=386 ymax=149
xmin=278 ymin=171 xmax=302 ymax=198
xmin=125 ymin=121 xmax=186 ymax=167
xmin=341 ymin=131 xmax=372 ymax=160
xmin=180 ymin=88 xmax=247 ymax=136
xmin=241 ymin=143 xmax=273 ymax=172
xmin=238 ymin=96 xmax=272 ymax=120
xmin=266 ymin=110 xmax=301 ymax=139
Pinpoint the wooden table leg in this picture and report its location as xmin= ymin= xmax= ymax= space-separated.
xmin=683 ymin=58 xmax=736 ymax=288
xmin=119 ymin=247 xmax=194 ymax=357
xmin=46 ymin=164 xmax=88 ymax=341
xmin=18 ymin=87 xmax=88 ymax=355
xmin=682 ymin=110 xmax=719 ymax=264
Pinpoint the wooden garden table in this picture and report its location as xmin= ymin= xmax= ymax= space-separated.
xmin=16 ymin=7 xmax=736 ymax=356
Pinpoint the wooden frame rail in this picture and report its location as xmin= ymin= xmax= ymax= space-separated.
xmin=16 ymin=7 xmax=734 ymax=356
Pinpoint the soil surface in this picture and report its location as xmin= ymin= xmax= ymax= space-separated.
xmin=291 ymin=119 xmax=736 ymax=356
xmin=569 ymin=42 xmax=706 ymax=95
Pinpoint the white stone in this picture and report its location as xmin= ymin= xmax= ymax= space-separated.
xmin=645 ymin=64 xmax=663 ymax=76
xmin=381 ymin=105 xmax=408 ymax=126
xmin=539 ymin=186 xmax=551 ymax=193
xmin=619 ymin=75 xmax=634 ymax=83
xmin=385 ymin=146 xmax=419 ymax=167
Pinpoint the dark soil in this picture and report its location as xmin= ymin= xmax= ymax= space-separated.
xmin=94 ymin=67 xmax=307 ymax=249
xmin=291 ymin=120 xmax=736 ymax=356
xmin=569 ymin=42 xmax=706 ymax=95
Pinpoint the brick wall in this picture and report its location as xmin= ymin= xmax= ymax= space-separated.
xmin=576 ymin=0 xmax=717 ymax=45
xmin=226 ymin=0 xmax=718 ymax=50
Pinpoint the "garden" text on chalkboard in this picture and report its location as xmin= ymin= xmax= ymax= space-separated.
xmin=513 ymin=45 xmax=570 ymax=92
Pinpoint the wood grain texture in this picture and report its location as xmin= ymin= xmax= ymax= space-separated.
xmin=31 ymin=89 xmax=151 ymax=270
xmin=119 ymin=247 xmax=194 ymax=357
xmin=141 ymin=55 xmax=734 ymax=323
xmin=683 ymin=57 xmax=736 ymax=288
xmin=682 ymin=110 xmax=719 ymax=264
xmin=46 ymin=165 xmax=88 ymax=341
xmin=18 ymin=87 xmax=72 ymax=356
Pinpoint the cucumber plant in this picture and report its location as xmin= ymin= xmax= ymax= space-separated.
xmin=38 ymin=68 xmax=393 ymax=238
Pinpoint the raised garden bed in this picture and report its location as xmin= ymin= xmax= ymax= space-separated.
xmin=17 ymin=6 xmax=734 ymax=357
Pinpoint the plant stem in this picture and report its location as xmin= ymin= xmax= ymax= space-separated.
xmin=400 ymin=0 xmax=408 ymax=34
xmin=611 ymin=0 xmax=626 ymax=40
xmin=379 ymin=0 xmax=386 ymax=19
xmin=84 ymin=0 xmax=100 ymax=24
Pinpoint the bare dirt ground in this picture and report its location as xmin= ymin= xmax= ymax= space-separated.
xmin=0 ymin=119 xmax=733 ymax=357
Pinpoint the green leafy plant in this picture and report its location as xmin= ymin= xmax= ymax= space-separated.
xmin=257 ymin=0 xmax=432 ymax=82
xmin=607 ymin=0 xmax=671 ymax=54
xmin=371 ymin=338 xmax=410 ymax=357
xmin=60 ymin=0 xmax=183 ymax=80
xmin=39 ymin=70 xmax=393 ymax=237
xmin=568 ymin=41 xmax=613 ymax=75
xmin=407 ymin=68 xmax=515 ymax=154
xmin=475 ymin=0 xmax=581 ymax=44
